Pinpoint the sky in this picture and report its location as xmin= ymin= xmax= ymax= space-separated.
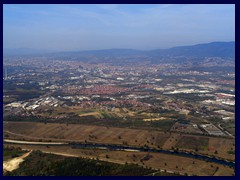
xmin=3 ymin=4 xmax=235 ymax=51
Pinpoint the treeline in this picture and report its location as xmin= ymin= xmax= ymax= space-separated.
xmin=5 ymin=115 xmax=175 ymax=131
xmin=3 ymin=146 xmax=28 ymax=161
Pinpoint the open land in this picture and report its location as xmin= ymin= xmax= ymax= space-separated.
xmin=4 ymin=143 xmax=234 ymax=176
xmin=4 ymin=122 xmax=235 ymax=161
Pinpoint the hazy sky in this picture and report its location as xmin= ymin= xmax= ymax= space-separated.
xmin=3 ymin=4 xmax=235 ymax=51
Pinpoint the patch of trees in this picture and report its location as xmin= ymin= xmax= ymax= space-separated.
xmin=5 ymin=151 xmax=155 ymax=176
xmin=3 ymin=146 xmax=27 ymax=161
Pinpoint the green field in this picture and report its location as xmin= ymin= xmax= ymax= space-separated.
xmin=3 ymin=88 xmax=45 ymax=103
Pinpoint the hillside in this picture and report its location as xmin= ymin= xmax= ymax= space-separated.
xmin=4 ymin=42 xmax=235 ymax=64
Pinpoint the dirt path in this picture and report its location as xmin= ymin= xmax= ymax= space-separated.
xmin=4 ymin=130 xmax=44 ymax=140
xmin=3 ymin=150 xmax=32 ymax=172
xmin=41 ymin=150 xmax=126 ymax=165
xmin=42 ymin=151 xmax=80 ymax=158
xmin=4 ymin=139 xmax=67 ymax=145
xmin=4 ymin=130 xmax=66 ymax=142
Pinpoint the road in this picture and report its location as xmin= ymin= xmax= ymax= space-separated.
xmin=4 ymin=139 xmax=67 ymax=145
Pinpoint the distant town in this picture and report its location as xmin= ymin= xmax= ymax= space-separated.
xmin=3 ymin=3 xmax=235 ymax=176
xmin=4 ymin=54 xmax=235 ymax=137
xmin=3 ymin=44 xmax=235 ymax=176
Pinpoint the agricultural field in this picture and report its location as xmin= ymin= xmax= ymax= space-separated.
xmin=3 ymin=121 xmax=170 ymax=148
xmin=162 ymin=134 xmax=234 ymax=161
xmin=175 ymin=136 xmax=209 ymax=151
xmin=3 ymin=122 xmax=235 ymax=160
xmin=37 ymin=106 xmax=176 ymax=123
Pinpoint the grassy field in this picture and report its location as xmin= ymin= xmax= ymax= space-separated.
xmin=5 ymin=109 xmax=176 ymax=131
xmin=34 ymin=106 xmax=176 ymax=126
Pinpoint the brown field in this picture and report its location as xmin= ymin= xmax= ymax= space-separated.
xmin=3 ymin=121 xmax=170 ymax=148
xmin=175 ymin=136 xmax=209 ymax=150
xmin=162 ymin=133 xmax=235 ymax=161
xmin=208 ymin=138 xmax=235 ymax=160
xmin=3 ymin=144 xmax=234 ymax=176
xmin=162 ymin=133 xmax=181 ymax=149
xmin=3 ymin=121 xmax=235 ymax=160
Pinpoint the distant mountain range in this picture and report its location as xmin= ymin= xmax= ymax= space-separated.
xmin=148 ymin=41 xmax=235 ymax=58
xmin=4 ymin=42 xmax=235 ymax=63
